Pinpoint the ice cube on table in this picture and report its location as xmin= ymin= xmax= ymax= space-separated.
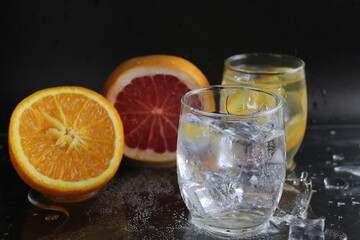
xmin=289 ymin=218 xmax=325 ymax=240
xmin=271 ymin=171 xmax=313 ymax=227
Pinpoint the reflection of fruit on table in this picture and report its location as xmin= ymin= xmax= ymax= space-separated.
xmin=22 ymin=189 xmax=132 ymax=239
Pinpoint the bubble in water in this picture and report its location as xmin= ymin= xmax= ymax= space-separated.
xmin=334 ymin=166 xmax=360 ymax=176
xmin=332 ymin=154 xmax=344 ymax=161
xmin=323 ymin=178 xmax=349 ymax=190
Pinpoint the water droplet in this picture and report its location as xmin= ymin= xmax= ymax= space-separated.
xmin=325 ymin=228 xmax=348 ymax=240
xmin=45 ymin=213 xmax=59 ymax=221
xmin=329 ymin=130 xmax=336 ymax=136
xmin=321 ymin=88 xmax=327 ymax=96
xmin=313 ymin=101 xmax=320 ymax=109
xmin=334 ymin=166 xmax=360 ymax=176
xmin=352 ymin=201 xmax=360 ymax=206
xmin=338 ymin=215 xmax=343 ymax=220
xmin=337 ymin=202 xmax=345 ymax=207
xmin=332 ymin=154 xmax=345 ymax=161
xmin=324 ymin=178 xmax=349 ymax=190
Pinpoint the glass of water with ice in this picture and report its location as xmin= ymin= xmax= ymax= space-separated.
xmin=177 ymin=85 xmax=286 ymax=237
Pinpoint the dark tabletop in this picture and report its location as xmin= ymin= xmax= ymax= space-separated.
xmin=1 ymin=125 xmax=359 ymax=240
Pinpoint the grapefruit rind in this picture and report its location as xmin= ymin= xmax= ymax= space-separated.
xmin=103 ymin=55 xmax=208 ymax=105
xmin=103 ymin=55 xmax=209 ymax=163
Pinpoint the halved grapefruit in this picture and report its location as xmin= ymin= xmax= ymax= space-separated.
xmin=103 ymin=55 xmax=209 ymax=165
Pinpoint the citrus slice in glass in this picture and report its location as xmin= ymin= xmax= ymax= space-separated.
xmin=285 ymin=114 xmax=307 ymax=152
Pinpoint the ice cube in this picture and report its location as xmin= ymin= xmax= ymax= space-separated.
xmin=228 ymin=182 xmax=244 ymax=202
xmin=183 ymin=181 xmax=229 ymax=217
xmin=270 ymin=148 xmax=285 ymax=164
xmin=213 ymin=132 xmax=235 ymax=168
xmin=212 ymin=119 xmax=261 ymax=141
xmin=272 ymin=172 xmax=313 ymax=225
xmin=289 ymin=218 xmax=325 ymax=240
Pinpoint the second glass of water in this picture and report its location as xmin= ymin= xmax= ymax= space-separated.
xmin=223 ymin=53 xmax=307 ymax=171
xmin=177 ymin=85 xmax=286 ymax=237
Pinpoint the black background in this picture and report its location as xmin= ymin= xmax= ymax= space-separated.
xmin=1 ymin=0 xmax=360 ymax=133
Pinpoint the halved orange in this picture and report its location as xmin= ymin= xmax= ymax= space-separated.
xmin=8 ymin=86 xmax=124 ymax=201
xmin=103 ymin=55 xmax=209 ymax=164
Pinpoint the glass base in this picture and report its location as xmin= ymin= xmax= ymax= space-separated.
xmin=191 ymin=217 xmax=268 ymax=238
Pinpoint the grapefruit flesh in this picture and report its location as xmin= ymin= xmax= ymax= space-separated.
xmin=103 ymin=55 xmax=209 ymax=164
xmin=116 ymin=74 xmax=191 ymax=160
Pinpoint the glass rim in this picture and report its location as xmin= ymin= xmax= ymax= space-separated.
xmin=181 ymin=84 xmax=284 ymax=119
xmin=224 ymin=53 xmax=305 ymax=76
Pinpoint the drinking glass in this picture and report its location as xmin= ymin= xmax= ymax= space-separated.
xmin=222 ymin=53 xmax=307 ymax=171
xmin=177 ymin=85 xmax=286 ymax=237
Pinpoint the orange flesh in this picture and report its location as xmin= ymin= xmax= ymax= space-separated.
xmin=19 ymin=93 xmax=116 ymax=182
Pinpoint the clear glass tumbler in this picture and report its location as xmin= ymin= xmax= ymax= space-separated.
xmin=177 ymin=85 xmax=286 ymax=237
xmin=222 ymin=53 xmax=307 ymax=171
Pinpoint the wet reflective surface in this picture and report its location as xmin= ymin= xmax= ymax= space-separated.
xmin=1 ymin=125 xmax=360 ymax=239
